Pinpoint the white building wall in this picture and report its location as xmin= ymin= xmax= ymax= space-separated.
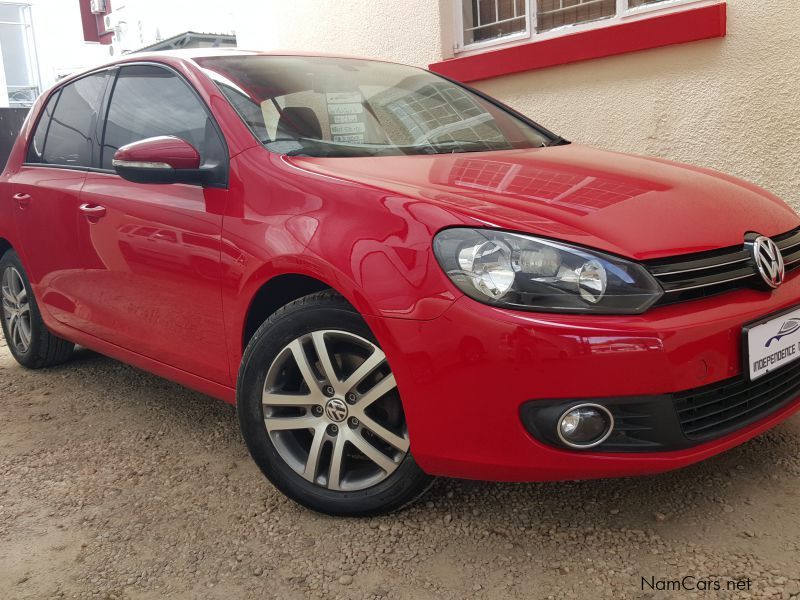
xmin=0 ymin=0 xmax=237 ymax=107
xmin=29 ymin=0 xmax=109 ymax=87
xmin=233 ymin=0 xmax=446 ymax=68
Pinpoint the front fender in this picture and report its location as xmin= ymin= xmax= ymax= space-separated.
xmin=220 ymin=147 xmax=466 ymax=379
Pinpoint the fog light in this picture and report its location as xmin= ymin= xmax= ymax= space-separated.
xmin=557 ymin=403 xmax=614 ymax=449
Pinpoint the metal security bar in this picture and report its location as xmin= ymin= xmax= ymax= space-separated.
xmin=462 ymin=0 xmax=528 ymax=45
xmin=536 ymin=0 xmax=616 ymax=32
xmin=458 ymin=0 xmax=694 ymax=51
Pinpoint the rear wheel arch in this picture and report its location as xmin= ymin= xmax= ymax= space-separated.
xmin=0 ymin=248 xmax=74 ymax=368
xmin=0 ymin=238 xmax=12 ymax=258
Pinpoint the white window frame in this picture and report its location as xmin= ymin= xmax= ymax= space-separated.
xmin=454 ymin=0 xmax=721 ymax=54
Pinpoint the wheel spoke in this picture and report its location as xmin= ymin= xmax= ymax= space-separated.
xmin=341 ymin=349 xmax=386 ymax=394
xmin=358 ymin=414 xmax=410 ymax=452
xmin=311 ymin=331 xmax=341 ymax=393
xmin=1 ymin=285 xmax=15 ymax=306
xmin=288 ymin=339 xmax=324 ymax=398
xmin=357 ymin=373 xmax=397 ymax=409
xmin=9 ymin=271 xmax=23 ymax=300
xmin=302 ymin=425 xmax=327 ymax=482
xmin=348 ymin=431 xmax=397 ymax=473
xmin=1 ymin=268 xmax=30 ymax=353
xmin=264 ymin=414 xmax=320 ymax=432
xmin=262 ymin=391 xmax=317 ymax=407
xmin=11 ymin=316 xmax=24 ymax=351
xmin=17 ymin=319 xmax=31 ymax=350
xmin=327 ymin=431 xmax=346 ymax=490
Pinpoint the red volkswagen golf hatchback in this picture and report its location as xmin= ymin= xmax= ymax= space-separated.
xmin=2 ymin=50 xmax=800 ymax=515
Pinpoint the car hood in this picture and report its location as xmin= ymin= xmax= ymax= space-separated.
xmin=288 ymin=144 xmax=799 ymax=261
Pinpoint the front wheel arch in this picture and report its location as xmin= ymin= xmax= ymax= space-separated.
xmin=241 ymin=273 xmax=333 ymax=351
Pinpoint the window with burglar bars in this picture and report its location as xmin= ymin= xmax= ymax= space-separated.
xmin=537 ymin=0 xmax=616 ymax=32
xmin=459 ymin=0 xmax=695 ymax=50
xmin=462 ymin=0 xmax=528 ymax=46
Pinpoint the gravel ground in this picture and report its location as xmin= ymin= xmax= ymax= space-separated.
xmin=1 ymin=336 xmax=800 ymax=600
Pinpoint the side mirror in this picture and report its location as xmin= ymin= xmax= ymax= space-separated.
xmin=112 ymin=136 xmax=208 ymax=185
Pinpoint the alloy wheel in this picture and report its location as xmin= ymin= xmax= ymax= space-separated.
xmin=1 ymin=267 xmax=32 ymax=354
xmin=262 ymin=330 xmax=410 ymax=491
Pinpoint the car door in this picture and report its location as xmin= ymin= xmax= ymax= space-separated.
xmin=73 ymin=64 xmax=231 ymax=384
xmin=10 ymin=71 xmax=110 ymax=329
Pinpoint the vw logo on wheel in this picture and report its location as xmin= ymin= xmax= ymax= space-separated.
xmin=751 ymin=235 xmax=785 ymax=289
xmin=324 ymin=398 xmax=348 ymax=422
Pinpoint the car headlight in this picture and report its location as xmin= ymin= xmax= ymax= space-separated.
xmin=433 ymin=228 xmax=663 ymax=314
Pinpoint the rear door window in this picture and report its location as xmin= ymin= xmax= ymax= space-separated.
xmin=101 ymin=65 xmax=222 ymax=170
xmin=41 ymin=72 xmax=108 ymax=167
xmin=26 ymin=90 xmax=61 ymax=163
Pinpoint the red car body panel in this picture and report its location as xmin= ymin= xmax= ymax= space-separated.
xmin=74 ymin=173 xmax=230 ymax=383
xmin=289 ymin=145 xmax=797 ymax=261
xmin=373 ymin=286 xmax=800 ymax=479
xmin=9 ymin=166 xmax=87 ymax=328
xmin=1 ymin=51 xmax=799 ymax=483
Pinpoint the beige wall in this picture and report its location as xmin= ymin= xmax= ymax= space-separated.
xmin=234 ymin=1 xmax=447 ymax=68
xmin=234 ymin=0 xmax=800 ymax=207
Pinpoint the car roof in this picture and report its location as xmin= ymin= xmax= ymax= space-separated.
xmin=138 ymin=48 xmax=373 ymax=60
xmin=58 ymin=48 xmax=388 ymax=86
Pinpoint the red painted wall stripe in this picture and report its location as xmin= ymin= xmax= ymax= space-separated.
xmin=430 ymin=3 xmax=727 ymax=82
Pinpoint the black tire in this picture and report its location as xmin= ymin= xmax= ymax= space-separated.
xmin=237 ymin=290 xmax=432 ymax=516
xmin=0 ymin=249 xmax=74 ymax=368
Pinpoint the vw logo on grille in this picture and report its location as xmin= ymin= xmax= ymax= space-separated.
xmin=324 ymin=398 xmax=348 ymax=422
xmin=751 ymin=235 xmax=785 ymax=289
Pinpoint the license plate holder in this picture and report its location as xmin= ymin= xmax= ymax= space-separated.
xmin=743 ymin=305 xmax=800 ymax=381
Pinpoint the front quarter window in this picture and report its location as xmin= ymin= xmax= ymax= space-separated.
xmin=198 ymin=55 xmax=553 ymax=158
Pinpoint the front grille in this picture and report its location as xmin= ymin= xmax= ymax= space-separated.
xmin=675 ymin=361 xmax=800 ymax=440
xmin=645 ymin=227 xmax=800 ymax=306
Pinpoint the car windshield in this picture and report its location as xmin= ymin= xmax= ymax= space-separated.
xmin=196 ymin=55 xmax=553 ymax=157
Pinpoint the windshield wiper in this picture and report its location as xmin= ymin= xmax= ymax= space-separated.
xmin=280 ymin=138 xmax=398 ymax=158
xmin=275 ymin=137 xmax=539 ymax=157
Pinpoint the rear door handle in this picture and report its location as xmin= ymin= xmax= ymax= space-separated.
xmin=79 ymin=203 xmax=107 ymax=219
xmin=13 ymin=193 xmax=31 ymax=208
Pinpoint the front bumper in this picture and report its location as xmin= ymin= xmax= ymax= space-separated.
xmin=366 ymin=276 xmax=800 ymax=481
xmin=520 ymin=360 xmax=800 ymax=452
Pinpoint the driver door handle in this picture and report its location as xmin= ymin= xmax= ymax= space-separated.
xmin=79 ymin=203 xmax=107 ymax=219
xmin=13 ymin=193 xmax=31 ymax=208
